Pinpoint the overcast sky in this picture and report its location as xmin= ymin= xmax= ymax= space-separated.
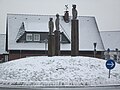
xmin=0 ymin=0 xmax=120 ymax=34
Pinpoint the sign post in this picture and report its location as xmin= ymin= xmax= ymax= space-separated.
xmin=108 ymin=69 xmax=111 ymax=78
xmin=106 ymin=59 xmax=115 ymax=78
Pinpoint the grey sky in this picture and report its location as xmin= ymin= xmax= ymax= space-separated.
xmin=0 ymin=0 xmax=120 ymax=34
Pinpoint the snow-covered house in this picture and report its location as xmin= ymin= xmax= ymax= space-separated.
xmin=6 ymin=14 xmax=104 ymax=60
xmin=0 ymin=34 xmax=6 ymax=61
xmin=100 ymin=31 xmax=120 ymax=61
xmin=100 ymin=31 xmax=120 ymax=50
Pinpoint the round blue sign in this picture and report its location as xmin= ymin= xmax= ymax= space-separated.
xmin=106 ymin=59 xmax=115 ymax=69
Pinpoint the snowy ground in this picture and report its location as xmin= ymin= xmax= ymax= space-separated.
xmin=0 ymin=56 xmax=120 ymax=86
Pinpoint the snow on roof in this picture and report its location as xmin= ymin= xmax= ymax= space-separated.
xmin=24 ymin=22 xmax=49 ymax=32
xmin=100 ymin=31 xmax=120 ymax=50
xmin=7 ymin=14 xmax=104 ymax=51
xmin=0 ymin=34 xmax=6 ymax=54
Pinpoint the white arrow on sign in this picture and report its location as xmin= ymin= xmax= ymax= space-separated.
xmin=107 ymin=62 xmax=114 ymax=67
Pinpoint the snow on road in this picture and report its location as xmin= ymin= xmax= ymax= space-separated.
xmin=0 ymin=56 xmax=120 ymax=86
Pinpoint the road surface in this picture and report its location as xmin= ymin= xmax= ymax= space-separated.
xmin=0 ymin=86 xmax=120 ymax=90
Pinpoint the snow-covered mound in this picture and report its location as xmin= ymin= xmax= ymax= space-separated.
xmin=0 ymin=56 xmax=120 ymax=86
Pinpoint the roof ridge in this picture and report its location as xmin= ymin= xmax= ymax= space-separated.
xmin=7 ymin=13 xmax=95 ymax=18
xmin=7 ymin=13 xmax=55 ymax=17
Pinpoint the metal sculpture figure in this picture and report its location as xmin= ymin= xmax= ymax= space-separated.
xmin=55 ymin=14 xmax=59 ymax=30
xmin=48 ymin=18 xmax=54 ymax=35
xmin=72 ymin=5 xmax=77 ymax=20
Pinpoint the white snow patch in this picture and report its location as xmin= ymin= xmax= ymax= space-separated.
xmin=0 ymin=56 xmax=120 ymax=86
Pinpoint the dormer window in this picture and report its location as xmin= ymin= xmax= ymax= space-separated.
xmin=34 ymin=34 xmax=40 ymax=41
xmin=26 ymin=33 xmax=33 ymax=41
xmin=16 ymin=22 xmax=70 ymax=43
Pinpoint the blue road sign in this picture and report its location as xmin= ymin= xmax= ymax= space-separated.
xmin=106 ymin=59 xmax=115 ymax=70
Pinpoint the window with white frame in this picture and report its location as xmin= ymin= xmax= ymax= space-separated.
xmin=34 ymin=34 xmax=40 ymax=41
xmin=26 ymin=34 xmax=33 ymax=41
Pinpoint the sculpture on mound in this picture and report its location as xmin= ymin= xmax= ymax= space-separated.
xmin=48 ymin=18 xmax=54 ymax=35
xmin=63 ymin=5 xmax=70 ymax=23
xmin=54 ymin=14 xmax=60 ymax=56
xmin=71 ymin=4 xmax=79 ymax=56
xmin=55 ymin=14 xmax=60 ymax=31
xmin=48 ymin=18 xmax=55 ymax=56
xmin=72 ymin=4 xmax=77 ymax=20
